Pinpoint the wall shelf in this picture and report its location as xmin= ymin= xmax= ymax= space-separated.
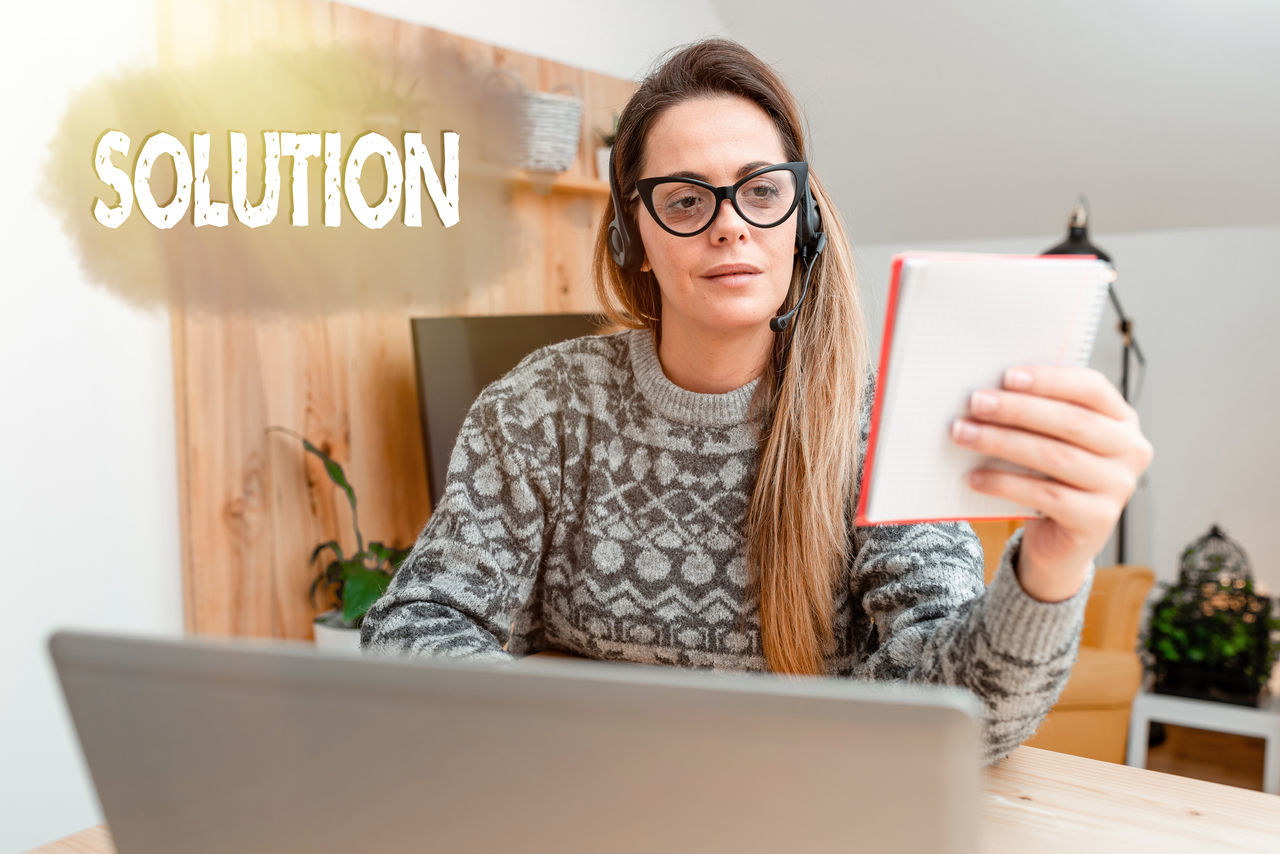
xmin=467 ymin=162 xmax=610 ymax=196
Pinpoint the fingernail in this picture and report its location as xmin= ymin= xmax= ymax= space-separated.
xmin=952 ymin=419 xmax=979 ymax=442
xmin=970 ymin=390 xmax=997 ymax=414
xmin=1004 ymin=368 xmax=1032 ymax=390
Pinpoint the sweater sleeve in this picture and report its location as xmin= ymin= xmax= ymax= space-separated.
xmin=846 ymin=371 xmax=1091 ymax=765
xmin=359 ymin=365 xmax=560 ymax=661
xmin=849 ymin=524 xmax=1092 ymax=764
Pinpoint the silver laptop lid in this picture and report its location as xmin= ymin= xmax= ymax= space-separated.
xmin=50 ymin=629 xmax=982 ymax=854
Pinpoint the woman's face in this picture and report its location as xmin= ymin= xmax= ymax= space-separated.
xmin=635 ymin=94 xmax=798 ymax=339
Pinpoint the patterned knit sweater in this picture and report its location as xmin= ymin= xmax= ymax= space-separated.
xmin=361 ymin=328 xmax=1093 ymax=763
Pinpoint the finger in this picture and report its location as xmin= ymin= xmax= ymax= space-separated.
xmin=966 ymin=388 xmax=1134 ymax=457
xmin=951 ymin=418 xmax=1130 ymax=495
xmin=967 ymin=467 xmax=1109 ymax=532
xmin=1003 ymin=365 xmax=1133 ymax=422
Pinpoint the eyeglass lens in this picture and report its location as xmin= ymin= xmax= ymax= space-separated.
xmin=650 ymin=168 xmax=798 ymax=234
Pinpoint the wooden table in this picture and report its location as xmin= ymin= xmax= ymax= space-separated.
xmin=31 ymin=746 xmax=1280 ymax=854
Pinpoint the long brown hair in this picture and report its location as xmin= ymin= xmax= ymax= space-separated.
xmin=591 ymin=39 xmax=873 ymax=675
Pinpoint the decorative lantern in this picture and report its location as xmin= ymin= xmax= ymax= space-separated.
xmin=1143 ymin=525 xmax=1280 ymax=706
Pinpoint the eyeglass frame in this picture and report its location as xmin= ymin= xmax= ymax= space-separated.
xmin=633 ymin=161 xmax=809 ymax=238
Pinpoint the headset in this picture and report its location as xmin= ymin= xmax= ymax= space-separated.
xmin=607 ymin=145 xmax=827 ymax=334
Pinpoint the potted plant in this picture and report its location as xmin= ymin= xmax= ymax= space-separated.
xmin=267 ymin=426 xmax=412 ymax=651
xmin=1144 ymin=584 xmax=1280 ymax=705
xmin=595 ymin=114 xmax=618 ymax=182
xmin=1142 ymin=525 xmax=1280 ymax=706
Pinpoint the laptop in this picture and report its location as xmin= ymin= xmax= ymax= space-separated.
xmin=49 ymin=629 xmax=983 ymax=853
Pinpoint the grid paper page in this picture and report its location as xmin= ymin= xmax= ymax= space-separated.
xmin=863 ymin=254 xmax=1109 ymax=524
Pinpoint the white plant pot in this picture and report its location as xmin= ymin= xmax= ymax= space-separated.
xmin=313 ymin=609 xmax=362 ymax=653
xmin=595 ymin=145 xmax=612 ymax=182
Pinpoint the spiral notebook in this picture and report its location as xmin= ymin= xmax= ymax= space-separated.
xmin=855 ymin=252 xmax=1111 ymax=525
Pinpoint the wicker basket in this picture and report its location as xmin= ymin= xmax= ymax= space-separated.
xmin=484 ymin=70 xmax=582 ymax=173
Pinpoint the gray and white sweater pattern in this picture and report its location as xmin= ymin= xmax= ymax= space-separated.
xmin=361 ymin=328 xmax=1093 ymax=763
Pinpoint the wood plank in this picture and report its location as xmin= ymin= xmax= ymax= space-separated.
xmin=466 ymin=163 xmax=609 ymax=195
xmin=25 ymin=824 xmax=114 ymax=854
xmin=984 ymin=746 xmax=1280 ymax=853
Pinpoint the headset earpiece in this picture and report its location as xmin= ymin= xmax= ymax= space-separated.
xmin=607 ymin=146 xmax=644 ymax=272
xmin=794 ymin=180 xmax=824 ymax=265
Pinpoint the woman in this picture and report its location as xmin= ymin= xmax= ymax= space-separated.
xmin=361 ymin=39 xmax=1153 ymax=764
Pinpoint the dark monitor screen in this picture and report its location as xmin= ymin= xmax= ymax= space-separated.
xmin=410 ymin=314 xmax=606 ymax=508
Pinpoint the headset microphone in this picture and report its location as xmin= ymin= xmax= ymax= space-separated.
xmin=770 ymin=231 xmax=826 ymax=333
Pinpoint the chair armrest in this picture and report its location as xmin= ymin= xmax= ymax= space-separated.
xmin=1081 ymin=564 xmax=1155 ymax=652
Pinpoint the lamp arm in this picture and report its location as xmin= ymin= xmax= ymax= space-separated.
xmin=1106 ymin=282 xmax=1146 ymax=366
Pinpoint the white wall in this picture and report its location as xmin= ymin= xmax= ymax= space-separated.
xmin=0 ymin=2 xmax=729 ymax=850
xmin=342 ymin=0 xmax=729 ymax=80
xmin=851 ymin=224 xmax=1280 ymax=600
xmin=0 ymin=3 xmax=183 ymax=852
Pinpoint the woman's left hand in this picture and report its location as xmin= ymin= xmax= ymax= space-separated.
xmin=950 ymin=365 xmax=1155 ymax=603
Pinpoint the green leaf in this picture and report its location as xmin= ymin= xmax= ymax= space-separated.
xmin=265 ymin=426 xmax=365 ymax=553
xmin=308 ymin=574 xmax=325 ymax=608
xmin=309 ymin=539 xmax=343 ymax=566
xmin=366 ymin=540 xmax=391 ymax=565
xmin=341 ymin=566 xmax=392 ymax=624
xmin=364 ymin=540 xmax=413 ymax=571
xmin=324 ymin=559 xmax=345 ymax=588
xmin=310 ymin=561 xmax=344 ymax=609
xmin=300 ymin=438 xmax=361 ymax=545
xmin=299 ymin=438 xmax=354 ymax=503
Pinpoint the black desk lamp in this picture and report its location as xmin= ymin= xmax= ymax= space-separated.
xmin=1042 ymin=199 xmax=1146 ymax=564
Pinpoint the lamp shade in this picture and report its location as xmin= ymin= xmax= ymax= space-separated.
xmin=1043 ymin=202 xmax=1112 ymax=263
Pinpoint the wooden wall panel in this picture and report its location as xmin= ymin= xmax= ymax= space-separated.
xmin=160 ymin=0 xmax=636 ymax=638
